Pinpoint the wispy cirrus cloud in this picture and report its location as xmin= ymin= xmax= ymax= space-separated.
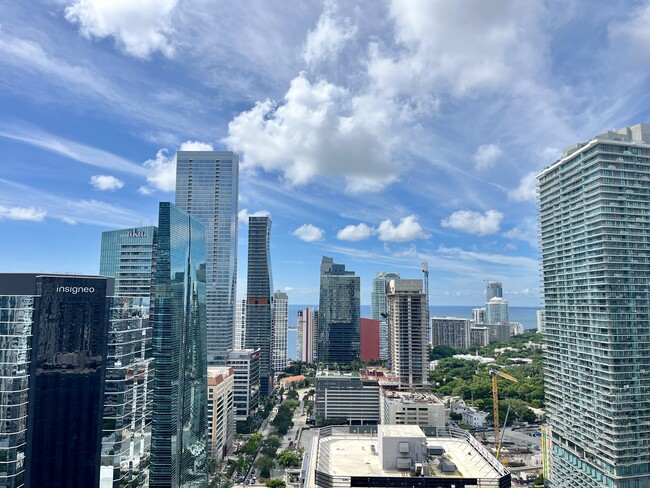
xmin=0 ymin=205 xmax=46 ymax=222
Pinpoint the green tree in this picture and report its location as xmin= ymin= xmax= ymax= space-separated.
xmin=286 ymin=389 xmax=299 ymax=401
xmin=255 ymin=455 xmax=275 ymax=479
xmin=277 ymin=449 xmax=301 ymax=468
xmin=266 ymin=479 xmax=286 ymax=488
xmin=262 ymin=434 xmax=282 ymax=457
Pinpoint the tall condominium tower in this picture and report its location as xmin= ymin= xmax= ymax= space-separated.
xmin=245 ymin=216 xmax=273 ymax=396
xmin=432 ymin=317 xmax=471 ymax=348
xmin=318 ymin=257 xmax=360 ymax=366
xmin=538 ymin=123 xmax=650 ymax=487
xmin=371 ymin=272 xmax=400 ymax=361
xmin=99 ymin=226 xmax=156 ymax=487
xmin=297 ymin=307 xmax=318 ymax=364
xmin=149 ymin=203 xmax=207 ymax=487
xmin=486 ymin=297 xmax=509 ymax=324
xmin=272 ymin=290 xmax=288 ymax=372
xmin=387 ymin=279 xmax=428 ymax=390
xmin=234 ymin=298 xmax=247 ymax=350
xmin=486 ymin=280 xmax=503 ymax=301
xmin=176 ymin=150 xmax=239 ymax=364
xmin=0 ymin=273 xmax=113 ymax=488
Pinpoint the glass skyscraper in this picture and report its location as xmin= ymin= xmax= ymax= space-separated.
xmin=149 ymin=203 xmax=207 ymax=487
xmin=371 ymin=271 xmax=400 ymax=361
xmin=538 ymin=123 xmax=650 ymax=487
xmin=175 ymin=151 xmax=239 ymax=365
xmin=244 ymin=216 xmax=273 ymax=396
xmin=272 ymin=290 xmax=288 ymax=373
xmin=99 ymin=226 xmax=156 ymax=487
xmin=318 ymin=257 xmax=360 ymax=366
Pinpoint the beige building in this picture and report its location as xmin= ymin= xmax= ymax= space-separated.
xmin=380 ymin=390 xmax=445 ymax=428
xmin=207 ymin=366 xmax=235 ymax=462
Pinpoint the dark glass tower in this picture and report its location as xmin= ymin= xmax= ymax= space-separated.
xmin=317 ymin=257 xmax=360 ymax=366
xmin=149 ymin=202 xmax=207 ymax=487
xmin=175 ymin=151 xmax=239 ymax=365
xmin=0 ymin=273 xmax=113 ymax=488
xmin=244 ymin=216 xmax=273 ymax=397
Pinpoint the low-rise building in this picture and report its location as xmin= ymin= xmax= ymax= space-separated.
xmin=207 ymin=366 xmax=235 ymax=462
xmin=380 ymin=390 xmax=445 ymax=427
xmin=315 ymin=372 xmax=380 ymax=424
xmin=280 ymin=374 xmax=307 ymax=389
xmin=462 ymin=410 xmax=489 ymax=428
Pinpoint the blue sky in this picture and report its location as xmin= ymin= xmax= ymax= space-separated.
xmin=2 ymin=0 xmax=650 ymax=307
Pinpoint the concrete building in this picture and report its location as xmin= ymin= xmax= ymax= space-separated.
xmin=462 ymin=410 xmax=490 ymax=428
xmin=302 ymin=425 xmax=510 ymax=488
xmin=470 ymin=326 xmax=491 ymax=347
xmin=431 ymin=317 xmax=471 ymax=348
xmin=226 ymin=349 xmax=260 ymax=433
xmin=360 ymin=318 xmax=380 ymax=362
xmin=318 ymin=257 xmax=360 ymax=366
xmin=371 ymin=272 xmax=400 ymax=361
xmin=314 ymin=372 xmax=380 ymax=424
xmin=538 ymin=123 xmax=650 ymax=487
xmin=472 ymin=307 xmax=486 ymax=324
xmin=387 ymin=279 xmax=428 ymax=389
xmin=272 ymin=290 xmax=288 ymax=373
xmin=486 ymin=280 xmax=503 ymax=301
xmin=487 ymin=322 xmax=511 ymax=343
xmin=509 ymin=321 xmax=524 ymax=336
xmin=486 ymin=297 xmax=509 ymax=325
xmin=175 ymin=150 xmax=239 ymax=365
xmin=297 ymin=307 xmax=317 ymax=364
xmin=234 ymin=298 xmax=246 ymax=350
xmin=536 ymin=309 xmax=546 ymax=334
xmin=380 ymin=390 xmax=445 ymax=428
xmin=207 ymin=366 xmax=235 ymax=463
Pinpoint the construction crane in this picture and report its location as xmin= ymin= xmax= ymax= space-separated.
xmin=489 ymin=369 xmax=518 ymax=460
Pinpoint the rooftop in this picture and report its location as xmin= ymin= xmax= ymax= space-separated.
xmin=382 ymin=390 xmax=444 ymax=405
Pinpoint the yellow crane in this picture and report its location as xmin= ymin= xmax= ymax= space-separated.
xmin=489 ymin=369 xmax=518 ymax=460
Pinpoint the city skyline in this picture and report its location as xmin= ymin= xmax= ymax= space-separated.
xmin=6 ymin=2 xmax=650 ymax=306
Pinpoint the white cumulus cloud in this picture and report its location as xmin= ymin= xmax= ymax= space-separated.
xmin=441 ymin=209 xmax=503 ymax=236
xmin=90 ymin=174 xmax=124 ymax=191
xmin=292 ymin=224 xmax=325 ymax=242
xmin=142 ymin=149 xmax=176 ymax=192
xmin=509 ymin=172 xmax=537 ymax=202
xmin=238 ymin=208 xmax=271 ymax=223
xmin=377 ymin=215 xmax=428 ymax=242
xmin=65 ymin=0 xmax=179 ymax=58
xmin=337 ymin=223 xmax=373 ymax=241
xmin=0 ymin=205 xmax=46 ymax=222
xmin=473 ymin=144 xmax=502 ymax=171
xmin=303 ymin=0 xmax=357 ymax=66
xmin=179 ymin=140 xmax=214 ymax=151
xmin=224 ymin=73 xmax=398 ymax=194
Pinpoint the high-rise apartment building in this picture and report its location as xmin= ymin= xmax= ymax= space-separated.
xmin=371 ymin=272 xmax=400 ymax=361
xmin=234 ymin=298 xmax=247 ymax=350
xmin=207 ymin=366 xmax=235 ymax=463
xmin=297 ymin=307 xmax=318 ymax=364
xmin=432 ymin=317 xmax=472 ymax=348
xmin=272 ymin=290 xmax=288 ymax=372
xmin=486 ymin=280 xmax=503 ymax=301
xmin=226 ymin=349 xmax=260 ymax=433
xmin=176 ymin=150 xmax=239 ymax=364
xmin=472 ymin=307 xmax=486 ymax=324
xmin=149 ymin=203 xmax=207 ymax=487
xmin=0 ymin=273 xmax=114 ymax=488
xmin=386 ymin=279 xmax=428 ymax=390
xmin=318 ymin=257 xmax=360 ymax=366
xmin=486 ymin=297 xmax=509 ymax=324
xmin=245 ymin=216 xmax=273 ymax=396
xmin=99 ymin=226 xmax=155 ymax=487
xmin=538 ymin=123 xmax=650 ymax=487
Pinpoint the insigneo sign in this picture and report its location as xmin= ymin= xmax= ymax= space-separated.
xmin=56 ymin=286 xmax=95 ymax=294
xmin=121 ymin=229 xmax=147 ymax=238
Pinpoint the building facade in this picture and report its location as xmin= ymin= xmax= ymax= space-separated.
xmin=175 ymin=151 xmax=239 ymax=365
xmin=226 ymin=349 xmax=261 ymax=433
xmin=386 ymin=279 xmax=428 ymax=390
xmin=272 ymin=291 xmax=288 ymax=373
xmin=99 ymin=226 xmax=155 ymax=487
xmin=314 ymin=373 xmax=380 ymax=424
xmin=245 ymin=216 xmax=273 ymax=396
xmin=234 ymin=298 xmax=247 ymax=350
xmin=380 ymin=390 xmax=446 ymax=428
xmin=360 ymin=318 xmax=380 ymax=363
xmin=538 ymin=123 xmax=650 ymax=487
xmin=371 ymin=272 xmax=400 ymax=361
xmin=149 ymin=202 xmax=207 ymax=487
xmin=0 ymin=273 xmax=114 ymax=488
xmin=486 ymin=297 xmax=509 ymax=325
xmin=318 ymin=257 xmax=360 ymax=366
xmin=486 ymin=280 xmax=503 ymax=301
xmin=297 ymin=307 xmax=317 ymax=364
xmin=432 ymin=317 xmax=471 ymax=348
xmin=207 ymin=366 xmax=235 ymax=463
xmin=472 ymin=307 xmax=486 ymax=324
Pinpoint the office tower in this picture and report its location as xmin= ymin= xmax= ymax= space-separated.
xmin=0 ymin=273 xmax=113 ymax=488
xmin=315 ymin=372 xmax=380 ymax=424
xmin=297 ymin=307 xmax=318 ymax=364
xmin=226 ymin=349 xmax=260 ymax=433
xmin=538 ymin=123 xmax=650 ymax=487
xmin=486 ymin=297 xmax=509 ymax=324
xmin=207 ymin=366 xmax=235 ymax=463
xmin=244 ymin=216 xmax=273 ymax=396
xmin=234 ymin=298 xmax=247 ymax=349
xmin=99 ymin=226 xmax=155 ymax=487
xmin=272 ymin=290 xmax=288 ymax=372
xmin=318 ymin=257 xmax=360 ymax=366
xmin=472 ymin=307 xmax=486 ymax=324
xmin=360 ymin=318 xmax=380 ymax=362
xmin=431 ymin=317 xmax=472 ymax=348
xmin=486 ymin=280 xmax=503 ymax=301
xmin=149 ymin=202 xmax=207 ymax=487
xmin=371 ymin=272 xmax=400 ymax=361
xmin=176 ymin=150 xmax=239 ymax=364
xmin=386 ymin=279 xmax=428 ymax=389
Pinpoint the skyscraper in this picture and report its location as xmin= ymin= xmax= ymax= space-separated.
xmin=297 ymin=307 xmax=317 ymax=364
xmin=486 ymin=280 xmax=503 ymax=301
xmin=0 ymin=273 xmax=113 ymax=488
xmin=387 ymin=279 xmax=428 ymax=390
xmin=149 ymin=202 xmax=207 ymax=487
xmin=245 ymin=216 xmax=273 ymax=396
xmin=318 ymin=257 xmax=360 ymax=366
xmin=371 ymin=272 xmax=400 ymax=361
xmin=175 ymin=150 xmax=239 ymax=364
xmin=360 ymin=318 xmax=380 ymax=362
xmin=432 ymin=317 xmax=471 ymax=348
xmin=538 ymin=123 xmax=650 ymax=487
xmin=234 ymin=298 xmax=247 ymax=350
xmin=99 ymin=226 xmax=155 ymax=487
xmin=272 ymin=290 xmax=288 ymax=372
xmin=485 ymin=296 xmax=509 ymax=324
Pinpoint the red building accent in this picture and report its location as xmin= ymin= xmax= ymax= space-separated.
xmin=360 ymin=318 xmax=380 ymax=362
